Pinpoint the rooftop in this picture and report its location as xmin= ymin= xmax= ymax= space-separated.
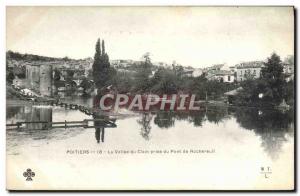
xmin=236 ymin=61 xmax=264 ymax=69
xmin=214 ymin=70 xmax=234 ymax=76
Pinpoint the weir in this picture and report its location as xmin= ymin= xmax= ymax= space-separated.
xmin=6 ymin=119 xmax=117 ymax=131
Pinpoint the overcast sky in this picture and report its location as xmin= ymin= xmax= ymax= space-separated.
xmin=7 ymin=6 xmax=294 ymax=68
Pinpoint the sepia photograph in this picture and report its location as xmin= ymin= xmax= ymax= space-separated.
xmin=5 ymin=6 xmax=295 ymax=191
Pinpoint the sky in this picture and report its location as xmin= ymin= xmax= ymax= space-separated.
xmin=6 ymin=6 xmax=294 ymax=68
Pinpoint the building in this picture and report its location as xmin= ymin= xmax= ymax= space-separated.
xmin=202 ymin=64 xmax=234 ymax=83
xmin=153 ymin=62 xmax=170 ymax=67
xmin=207 ymin=70 xmax=235 ymax=83
xmin=235 ymin=61 xmax=264 ymax=82
xmin=181 ymin=66 xmax=194 ymax=77
xmin=192 ymin=68 xmax=203 ymax=77
xmin=283 ymin=56 xmax=294 ymax=81
xmin=282 ymin=61 xmax=294 ymax=82
xmin=26 ymin=62 xmax=53 ymax=96
xmin=283 ymin=62 xmax=294 ymax=75
xmin=182 ymin=70 xmax=194 ymax=77
xmin=203 ymin=64 xmax=224 ymax=73
xmin=203 ymin=64 xmax=224 ymax=79
xmin=229 ymin=66 xmax=236 ymax=73
xmin=110 ymin=59 xmax=135 ymax=68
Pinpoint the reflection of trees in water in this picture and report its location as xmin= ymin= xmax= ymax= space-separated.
xmin=154 ymin=111 xmax=175 ymax=129
xmin=137 ymin=113 xmax=153 ymax=140
xmin=189 ymin=111 xmax=206 ymax=127
xmin=150 ymin=106 xmax=294 ymax=160
xmin=234 ymin=108 xmax=294 ymax=160
xmin=174 ymin=111 xmax=206 ymax=127
xmin=205 ymin=106 xmax=230 ymax=124
xmin=152 ymin=107 xmax=228 ymax=128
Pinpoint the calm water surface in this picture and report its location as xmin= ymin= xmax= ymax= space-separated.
xmin=6 ymin=97 xmax=294 ymax=190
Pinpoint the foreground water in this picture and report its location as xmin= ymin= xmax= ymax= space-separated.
xmin=6 ymin=98 xmax=294 ymax=190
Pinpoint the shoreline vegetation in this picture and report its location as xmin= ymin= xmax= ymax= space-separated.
xmin=6 ymin=83 xmax=292 ymax=114
xmin=6 ymin=38 xmax=294 ymax=112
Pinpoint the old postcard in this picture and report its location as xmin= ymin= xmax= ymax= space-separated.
xmin=6 ymin=6 xmax=295 ymax=190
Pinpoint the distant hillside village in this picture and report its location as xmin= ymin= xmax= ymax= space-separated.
xmin=6 ymin=50 xmax=294 ymax=100
xmin=111 ymin=58 xmax=294 ymax=83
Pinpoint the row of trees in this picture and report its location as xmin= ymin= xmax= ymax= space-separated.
xmin=92 ymin=41 xmax=235 ymax=98
xmin=108 ymin=55 xmax=236 ymax=99
xmin=91 ymin=39 xmax=293 ymax=106
xmin=91 ymin=38 xmax=236 ymax=99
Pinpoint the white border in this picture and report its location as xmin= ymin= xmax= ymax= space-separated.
xmin=0 ymin=1 xmax=298 ymax=195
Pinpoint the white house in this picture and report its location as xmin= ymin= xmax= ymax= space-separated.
xmin=236 ymin=61 xmax=264 ymax=82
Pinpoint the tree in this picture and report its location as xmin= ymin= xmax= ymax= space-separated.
xmin=284 ymin=80 xmax=294 ymax=106
xmin=260 ymin=53 xmax=286 ymax=105
xmin=236 ymin=78 xmax=263 ymax=106
xmin=150 ymin=67 xmax=178 ymax=94
xmin=172 ymin=63 xmax=184 ymax=78
xmin=101 ymin=40 xmax=110 ymax=70
xmin=110 ymin=69 xmax=131 ymax=93
xmin=92 ymin=38 xmax=111 ymax=88
xmin=134 ymin=53 xmax=153 ymax=92
xmin=6 ymin=71 xmax=15 ymax=84
xmin=235 ymin=53 xmax=287 ymax=107
xmin=13 ymin=66 xmax=26 ymax=78
xmin=80 ymin=78 xmax=92 ymax=94
xmin=66 ymin=69 xmax=75 ymax=81
xmin=62 ymin=56 xmax=70 ymax=61
xmin=284 ymin=55 xmax=294 ymax=65
xmin=53 ymin=68 xmax=61 ymax=81
xmin=93 ymin=38 xmax=102 ymax=86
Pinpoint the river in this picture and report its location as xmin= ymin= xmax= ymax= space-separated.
xmin=6 ymin=96 xmax=294 ymax=190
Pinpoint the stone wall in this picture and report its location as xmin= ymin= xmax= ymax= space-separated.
xmin=26 ymin=65 xmax=40 ymax=92
xmin=39 ymin=64 xmax=53 ymax=96
xmin=25 ymin=64 xmax=53 ymax=96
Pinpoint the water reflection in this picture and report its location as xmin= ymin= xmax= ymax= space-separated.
xmin=7 ymin=105 xmax=52 ymax=130
xmin=234 ymin=108 xmax=294 ymax=160
xmin=154 ymin=111 xmax=175 ymax=129
xmin=205 ymin=106 xmax=230 ymax=124
xmin=6 ymin=102 xmax=294 ymax=160
xmin=148 ymin=107 xmax=293 ymax=160
xmin=93 ymin=114 xmax=106 ymax=143
xmin=6 ymin=105 xmax=85 ymax=154
xmin=137 ymin=113 xmax=153 ymax=140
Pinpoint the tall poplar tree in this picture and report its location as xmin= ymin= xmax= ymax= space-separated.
xmin=92 ymin=38 xmax=111 ymax=88
xmin=92 ymin=38 xmax=102 ymax=86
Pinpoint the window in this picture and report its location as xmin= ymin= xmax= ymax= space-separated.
xmin=228 ymin=75 xmax=230 ymax=81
